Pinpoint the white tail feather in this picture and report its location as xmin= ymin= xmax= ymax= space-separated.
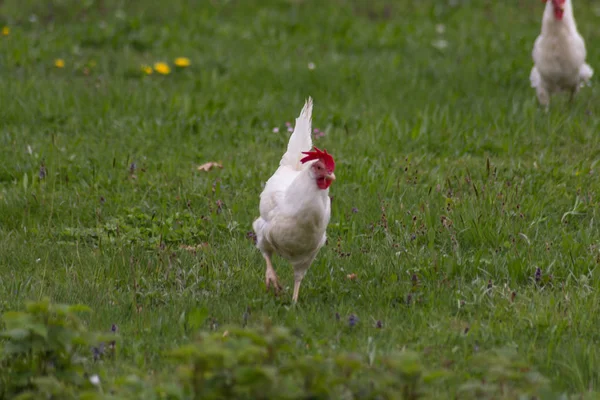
xmin=279 ymin=97 xmax=313 ymax=170
xmin=580 ymin=63 xmax=593 ymax=86
xmin=530 ymin=66 xmax=542 ymax=88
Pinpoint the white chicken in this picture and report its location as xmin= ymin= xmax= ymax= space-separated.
xmin=252 ymin=97 xmax=336 ymax=303
xmin=530 ymin=0 xmax=593 ymax=107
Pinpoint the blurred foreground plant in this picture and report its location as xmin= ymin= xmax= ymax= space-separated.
xmin=0 ymin=298 xmax=115 ymax=399
xmin=0 ymin=300 xmax=588 ymax=400
xmin=169 ymin=318 xmax=450 ymax=399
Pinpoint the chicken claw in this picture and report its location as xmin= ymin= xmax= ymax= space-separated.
xmin=264 ymin=254 xmax=282 ymax=294
xmin=266 ymin=269 xmax=282 ymax=294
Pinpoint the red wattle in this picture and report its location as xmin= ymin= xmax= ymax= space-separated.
xmin=316 ymin=177 xmax=331 ymax=190
xmin=554 ymin=9 xmax=564 ymax=19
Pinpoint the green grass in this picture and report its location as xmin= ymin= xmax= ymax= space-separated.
xmin=1 ymin=0 xmax=600 ymax=396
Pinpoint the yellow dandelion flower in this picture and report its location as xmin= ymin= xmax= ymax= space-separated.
xmin=54 ymin=59 xmax=65 ymax=68
xmin=153 ymin=62 xmax=170 ymax=75
xmin=174 ymin=57 xmax=191 ymax=68
xmin=141 ymin=65 xmax=153 ymax=75
xmin=2 ymin=26 xmax=9 ymax=36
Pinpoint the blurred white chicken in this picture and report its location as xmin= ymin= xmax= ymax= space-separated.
xmin=530 ymin=0 xmax=593 ymax=107
xmin=253 ymin=97 xmax=336 ymax=303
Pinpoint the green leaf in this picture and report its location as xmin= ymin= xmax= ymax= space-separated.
xmin=3 ymin=340 xmax=30 ymax=355
xmin=187 ymin=307 xmax=208 ymax=331
xmin=13 ymin=392 xmax=38 ymax=400
xmin=25 ymin=298 xmax=50 ymax=314
xmin=1 ymin=328 xmax=31 ymax=340
xmin=234 ymin=366 xmax=276 ymax=386
xmin=30 ymin=323 xmax=48 ymax=339
xmin=32 ymin=376 xmax=64 ymax=394
xmin=2 ymin=311 xmax=34 ymax=328
xmin=422 ymin=370 xmax=452 ymax=383
xmin=169 ymin=344 xmax=202 ymax=360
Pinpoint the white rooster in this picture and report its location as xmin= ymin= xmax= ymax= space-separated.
xmin=252 ymin=97 xmax=336 ymax=303
xmin=530 ymin=0 xmax=593 ymax=107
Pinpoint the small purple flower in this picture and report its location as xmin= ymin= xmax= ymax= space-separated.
xmin=109 ymin=324 xmax=118 ymax=350
xmin=348 ymin=314 xmax=358 ymax=328
xmin=287 ymin=127 xmax=293 ymax=133
xmin=92 ymin=342 xmax=105 ymax=361
xmin=129 ymin=162 xmax=136 ymax=174
xmin=285 ymin=121 xmax=292 ymax=127
xmin=39 ymin=163 xmax=47 ymax=180
xmin=376 ymin=320 xmax=383 ymax=329
xmin=313 ymin=128 xmax=319 ymax=133
xmin=352 ymin=207 xmax=359 ymax=213
xmin=535 ymin=267 xmax=541 ymax=283
xmin=272 ymin=127 xmax=280 ymax=133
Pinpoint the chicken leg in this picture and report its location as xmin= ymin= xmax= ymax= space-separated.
xmin=264 ymin=253 xmax=282 ymax=294
xmin=569 ymin=86 xmax=578 ymax=103
xmin=292 ymin=268 xmax=308 ymax=303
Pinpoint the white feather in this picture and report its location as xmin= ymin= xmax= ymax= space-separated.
xmin=579 ymin=63 xmax=594 ymax=86
xmin=280 ymin=96 xmax=313 ymax=170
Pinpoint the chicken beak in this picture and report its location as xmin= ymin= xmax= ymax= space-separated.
xmin=326 ymin=172 xmax=336 ymax=181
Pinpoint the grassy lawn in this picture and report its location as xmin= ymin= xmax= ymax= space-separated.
xmin=1 ymin=0 xmax=600 ymax=397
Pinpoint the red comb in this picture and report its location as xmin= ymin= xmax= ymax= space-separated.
xmin=300 ymin=147 xmax=335 ymax=172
